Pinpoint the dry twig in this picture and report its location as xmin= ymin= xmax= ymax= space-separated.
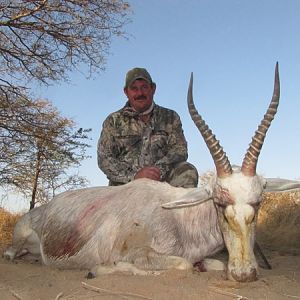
xmin=10 ymin=290 xmax=22 ymax=300
xmin=281 ymin=293 xmax=300 ymax=299
xmin=208 ymin=286 xmax=249 ymax=300
xmin=81 ymin=281 xmax=152 ymax=300
xmin=55 ymin=292 xmax=64 ymax=300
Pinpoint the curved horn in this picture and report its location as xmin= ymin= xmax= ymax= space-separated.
xmin=188 ymin=73 xmax=232 ymax=178
xmin=241 ymin=62 xmax=280 ymax=176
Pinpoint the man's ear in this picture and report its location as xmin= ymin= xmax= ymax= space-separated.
xmin=124 ymin=87 xmax=128 ymax=97
xmin=151 ymin=83 xmax=156 ymax=94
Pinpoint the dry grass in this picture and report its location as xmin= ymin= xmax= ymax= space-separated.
xmin=257 ymin=190 xmax=300 ymax=253
xmin=0 ymin=207 xmax=21 ymax=253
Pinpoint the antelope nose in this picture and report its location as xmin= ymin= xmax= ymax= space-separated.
xmin=230 ymin=268 xmax=257 ymax=282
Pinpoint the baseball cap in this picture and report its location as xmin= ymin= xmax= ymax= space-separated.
xmin=125 ymin=67 xmax=153 ymax=88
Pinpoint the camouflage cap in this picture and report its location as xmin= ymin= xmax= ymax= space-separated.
xmin=125 ymin=67 xmax=153 ymax=88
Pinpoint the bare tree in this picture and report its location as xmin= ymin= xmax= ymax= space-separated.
xmin=0 ymin=1 xmax=130 ymax=209
xmin=0 ymin=96 xmax=91 ymax=209
xmin=0 ymin=0 xmax=130 ymax=86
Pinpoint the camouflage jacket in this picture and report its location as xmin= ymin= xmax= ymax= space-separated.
xmin=97 ymin=103 xmax=188 ymax=184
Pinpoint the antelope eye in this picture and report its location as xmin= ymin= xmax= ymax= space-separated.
xmin=214 ymin=200 xmax=227 ymax=208
xmin=221 ymin=208 xmax=231 ymax=224
xmin=251 ymin=203 xmax=261 ymax=211
xmin=214 ymin=203 xmax=229 ymax=223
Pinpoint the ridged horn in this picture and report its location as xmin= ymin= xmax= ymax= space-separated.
xmin=241 ymin=62 xmax=280 ymax=176
xmin=188 ymin=72 xmax=232 ymax=178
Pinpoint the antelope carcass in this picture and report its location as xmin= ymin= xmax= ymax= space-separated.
xmin=4 ymin=63 xmax=300 ymax=282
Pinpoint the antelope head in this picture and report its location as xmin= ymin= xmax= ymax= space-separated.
xmin=188 ymin=63 xmax=279 ymax=281
xmin=162 ymin=63 xmax=279 ymax=282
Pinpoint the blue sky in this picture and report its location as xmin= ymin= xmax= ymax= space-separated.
xmin=35 ymin=0 xmax=300 ymax=188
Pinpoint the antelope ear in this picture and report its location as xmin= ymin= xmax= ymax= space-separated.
xmin=264 ymin=178 xmax=300 ymax=193
xmin=162 ymin=187 xmax=213 ymax=209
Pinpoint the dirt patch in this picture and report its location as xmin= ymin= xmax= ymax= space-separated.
xmin=1 ymin=254 xmax=300 ymax=300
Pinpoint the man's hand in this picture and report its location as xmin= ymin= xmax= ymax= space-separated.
xmin=134 ymin=166 xmax=161 ymax=181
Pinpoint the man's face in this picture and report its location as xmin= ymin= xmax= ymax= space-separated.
xmin=124 ymin=79 xmax=156 ymax=113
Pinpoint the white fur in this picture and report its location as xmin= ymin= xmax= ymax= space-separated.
xmin=4 ymin=174 xmax=300 ymax=282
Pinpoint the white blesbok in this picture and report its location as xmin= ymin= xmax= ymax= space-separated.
xmin=4 ymin=63 xmax=300 ymax=282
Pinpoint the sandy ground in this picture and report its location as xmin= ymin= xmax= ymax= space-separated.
xmin=0 ymin=250 xmax=300 ymax=300
xmin=1 ymin=191 xmax=299 ymax=300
